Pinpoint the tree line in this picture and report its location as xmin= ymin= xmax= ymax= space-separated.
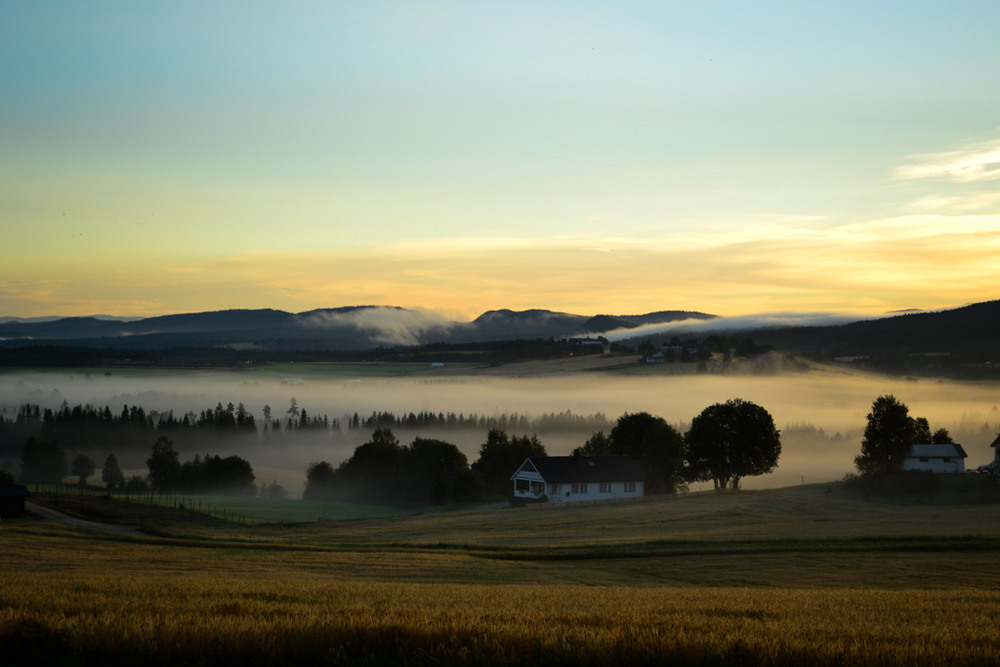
xmin=18 ymin=434 xmax=266 ymax=497
xmin=0 ymin=400 xmax=612 ymax=459
xmin=0 ymin=401 xmax=260 ymax=459
xmin=305 ymin=398 xmax=783 ymax=507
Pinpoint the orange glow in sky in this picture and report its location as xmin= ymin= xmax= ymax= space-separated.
xmin=3 ymin=3 xmax=999 ymax=319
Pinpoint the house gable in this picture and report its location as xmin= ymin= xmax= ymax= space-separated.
xmin=510 ymin=458 xmax=541 ymax=479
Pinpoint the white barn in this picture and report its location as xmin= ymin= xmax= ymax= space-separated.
xmin=901 ymin=443 xmax=968 ymax=473
xmin=510 ymin=455 xmax=646 ymax=503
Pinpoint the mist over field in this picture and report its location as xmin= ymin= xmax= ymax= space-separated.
xmin=2 ymin=366 xmax=998 ymax=496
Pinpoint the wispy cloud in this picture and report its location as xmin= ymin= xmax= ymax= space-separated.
xmin=298 ymin=306 xmax=457 ymax=346
xmin=907 ymin=192 xmax=1000 ymax=212
xmin=896 ymin=136 xmax=1000 ymax=182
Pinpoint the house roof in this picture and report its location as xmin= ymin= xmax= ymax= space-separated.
xmin=513 ymin=455 xmax=647 ymax=483
xmin=0 ymin=485 xmax=32 ymax=498
xmin=905 ymin=443 xmax=968 ymax=459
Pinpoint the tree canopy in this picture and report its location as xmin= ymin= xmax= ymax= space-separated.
xmin=470 ymin=429 xmax=546 ymax=499
xmin=583 ymin=412 xmax=686 ymax=494
xmin=854 ymin=395 xmax=917 ymax=476
xmin=685 ymin=399 xmax=781 ymax=490
xmin=854 ymin=395 xmax=955 ymax=476
xmin=102 ymin=453 xmax=125 ymax=489
xmin=146 ymin=436 xmax=256 ymax=495
xmin=306 ymin=429 xmax=480 ymax=507
xmin=146 ymin=436 xmax=182 ymax=492
xmin=71 ymin=453 xmax=96 ymax=485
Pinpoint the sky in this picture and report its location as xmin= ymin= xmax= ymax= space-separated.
xmin=2 ymin=1 xmax=999 ymax=320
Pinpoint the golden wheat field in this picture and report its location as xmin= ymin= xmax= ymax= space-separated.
xmin=4 ymin=486 xmax=1000 ymax=665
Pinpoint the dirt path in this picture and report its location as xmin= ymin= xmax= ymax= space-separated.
xmin=24 ymin=500 xmax=144 ymax=536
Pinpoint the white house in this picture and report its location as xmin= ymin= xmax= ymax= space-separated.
xmin=901 ymin=443 xmax=968 ymax=473
xmin=510 ymin=455 xmax=646 ymax=503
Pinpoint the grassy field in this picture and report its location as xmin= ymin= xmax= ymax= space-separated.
xmin=5 ymin=482 xmax=1000 ymax=665
xmin=26 ymin=489 xmax=416 ymax=525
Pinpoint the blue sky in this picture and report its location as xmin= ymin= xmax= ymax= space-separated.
xmin=2 ymin=1 xmax=999 ymax=318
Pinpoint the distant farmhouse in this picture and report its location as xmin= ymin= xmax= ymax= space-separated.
xmin=902 ymin=444 xmax=968 ymax=473
xmin=0 ymin=485 xmax=32 ymax=518
xmin=510 ymin=455 xmax=646 ymax=503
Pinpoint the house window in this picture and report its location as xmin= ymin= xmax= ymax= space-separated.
xmin=943 ymin=458 xmax=952 ymax=463
xmin=599 ymin=482 xmax=611 ymax=493
xmin=549 ymin=483 xmax=560 ymax=495
xmin=570 ymin=483 xmax=589 ymax=494
xmin=625 ymin=481 xmax=636 ymax=493
xmin=530 ymin=481 xmax=545 ymax=495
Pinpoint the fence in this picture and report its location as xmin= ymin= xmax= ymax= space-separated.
xmin=44 ymin=483 xmax=250 ymax=524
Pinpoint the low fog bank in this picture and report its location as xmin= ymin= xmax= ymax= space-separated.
xmin=599 ymin=311 xmax=873 ymax=342
xmin=2 ymin=368 xmax=998 ymax=497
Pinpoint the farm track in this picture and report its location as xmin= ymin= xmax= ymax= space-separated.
xmin=24 ymin=501 xmax=143 ymax=536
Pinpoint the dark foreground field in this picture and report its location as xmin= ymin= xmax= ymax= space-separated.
xmin=4 ymin=480 xmax=1000 ymax=666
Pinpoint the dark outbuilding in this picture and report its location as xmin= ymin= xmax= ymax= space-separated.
xmin=0 ymin=485 xmax=32 ymax=518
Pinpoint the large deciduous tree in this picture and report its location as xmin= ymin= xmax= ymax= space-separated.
xmin=333 ymin=428 xmax=407 ymax=505
xmin=146 ymin=436 xmax=182 ymax=492
xmin=303 ymin=461 xmax=337 ymax=501
xmin=20 ymin=437 xmax=68 ymax=485
xmin=406 ymin=437 xmax=479 ymax=505
xmin=602 ymin=412 xmax=686 ymax=494
xmin=685 ymin=399 xmax=781 ymax=490
xmin=102 ymin=453 xmax=125 ymax=489
xmin=71 ymin=453 xmax=96 ymax=485
xmin=854 ymin=395 xmax=918 ymax=476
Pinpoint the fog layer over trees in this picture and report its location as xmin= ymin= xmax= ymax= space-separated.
xmin=1 ymin=369 xmax=998 ymax=495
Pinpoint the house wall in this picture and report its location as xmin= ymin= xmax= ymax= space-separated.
xmin=511 ymin=475 xmax=644 ymax=502
xmin=902 ymin=457 xmax=965 ymax=473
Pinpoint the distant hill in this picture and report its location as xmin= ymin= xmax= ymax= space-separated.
xmin=0 ymin=306 xmax=717 ymax=352
xmin=2 ymin=301 xmax=995 ymax=379
xmin=748 ymin=300 xmax=999 ymax=356
xmin=740 ymin=300 xmax=1000 ymax=378
xmin=469 ymin=309 xmax=590 ymax=339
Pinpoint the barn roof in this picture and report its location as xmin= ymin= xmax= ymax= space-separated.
xmin=513 ymin=455 xmax=646 ymax=483
xmin=905 ymin=444 xmax=968 ymax=459
xmin=0 ymin=485 xmax=32 ymax=498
